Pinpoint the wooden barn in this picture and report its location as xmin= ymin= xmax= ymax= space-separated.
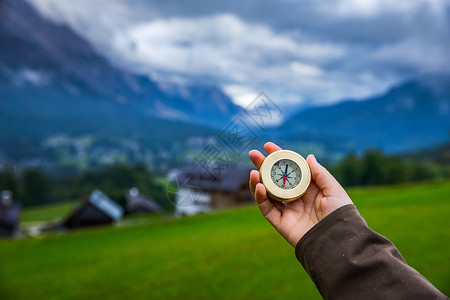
xmin=126 ymin=187 xmax=162 ymax=215
xmin=58 ymin=190 xmax=124 ymax=229
xmin=171 ymin=164 xmax=252 ymax=215
xmin=0 ymin=190 xmax=20 ymax=237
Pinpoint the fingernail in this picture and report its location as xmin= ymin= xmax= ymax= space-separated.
xmin=311 ymin=154 xmax=318 ymax=163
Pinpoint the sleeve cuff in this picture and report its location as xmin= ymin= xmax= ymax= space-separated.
xmin=295 ymin=204 xmax=358 ymax=267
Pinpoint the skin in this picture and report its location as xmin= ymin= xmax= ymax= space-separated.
xmin=249 ymin=142 xmax=353 ymax=247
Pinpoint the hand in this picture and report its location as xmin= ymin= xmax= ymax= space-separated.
xmin=249 ymin=142 xmax=353 ymax=247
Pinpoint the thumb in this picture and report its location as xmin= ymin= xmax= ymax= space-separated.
xmin=306 ymin=154 xmax=346 ymax=197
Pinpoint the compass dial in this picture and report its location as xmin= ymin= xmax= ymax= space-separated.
xmin=270 ymin=159 xmax=302 ymax=190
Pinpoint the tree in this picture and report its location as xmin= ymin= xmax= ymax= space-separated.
xmin=22 ymin=169 xmax=49 ymax=206
xmin=339 ymin=153 xmax=361 ymax=187
xmin=360 ymin=150 xmax=386 ymax=185
xmin=409 ymin=163 xmax=436 ymax=182
xmin=384 ymin=158 xmax=408 ymax=184
xmin=0 ymin=169 xmax=18 ymax=197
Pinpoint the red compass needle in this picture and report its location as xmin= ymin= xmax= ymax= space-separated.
xmin=283 ymin=163 xmax=288 ymax=187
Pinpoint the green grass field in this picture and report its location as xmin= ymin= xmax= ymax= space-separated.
xmin=1 ymin=181 xmax=449 ymax=299
xmin=20 ymin=201 xmax=79 ymax=223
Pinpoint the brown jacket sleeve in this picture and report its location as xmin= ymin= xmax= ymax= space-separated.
xmin=295 ymin=204 xmax=447 ymax=300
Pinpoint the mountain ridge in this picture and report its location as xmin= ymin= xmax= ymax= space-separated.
xmin=0 ymin=0 xmax=240 ymax=128
xmin=280 ymin=75 xmax=450 ymax=153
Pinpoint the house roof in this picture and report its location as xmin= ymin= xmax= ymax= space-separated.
xmin=55 ymin=190 xmax=124 ymax=230
xmin=89 ymin=190 xmax=124 ymax=221
xmin=126 ymin=188 xmax=162 ymax=213
xmin=171 ymin=164 xmax=251 ymax=192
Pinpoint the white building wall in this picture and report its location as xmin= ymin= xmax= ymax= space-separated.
xmin=175 ymin=187 xmax=211 ymax=216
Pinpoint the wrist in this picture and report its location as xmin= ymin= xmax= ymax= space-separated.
xmin=295 ymin=204 xmax=356 ymax=254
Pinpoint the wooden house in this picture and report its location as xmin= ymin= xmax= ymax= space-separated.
xmin=58 ymin=190 xmax=124 ymax=229
xmin=171 ymin=164 xmax=252 ymax=215
xmin=126 ymin=187 xmax=162 ymax=215
xmin=0 ymin=190 xmax=20 ymax=237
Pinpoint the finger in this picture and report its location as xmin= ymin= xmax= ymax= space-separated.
xmin=255 ymin=183 xmax=281 ymax=228
xmin=249 ymin=170 xmax=285 ymax=211
xmin=249 ymin=170 xmax=260 ymax=196
xmin=249 ymin=142 xmax=282 ymax=169
xmin=250 ymin=171 xmax=285 ymax=211
xmin=306 ymin=154 xmax=346 ymax=197
xmin=264 ymin=142 xmax=282 ymax=155
xmin=249 ymin=150 xmax=266 ymax=169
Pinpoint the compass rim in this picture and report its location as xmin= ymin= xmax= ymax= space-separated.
xmin=260 ymin=150 xmax=311 ymax=202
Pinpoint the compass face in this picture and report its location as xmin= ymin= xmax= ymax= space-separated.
xmin=270 ymin=159 xmax=302 ymax=190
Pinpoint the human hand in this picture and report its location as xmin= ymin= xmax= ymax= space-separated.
xmin=249 ymin=142 xmax=353 ymax=247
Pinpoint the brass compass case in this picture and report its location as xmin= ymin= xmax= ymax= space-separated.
xmin=260 ymin=150 xmax=311 ymax=202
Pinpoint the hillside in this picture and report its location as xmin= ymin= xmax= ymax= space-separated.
xmin=0 ymin=181 xmax=449 ymax=299
xmin=400 ymin=141 xmax=450 ymax=165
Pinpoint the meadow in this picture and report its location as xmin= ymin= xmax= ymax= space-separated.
xmin=1 ymin=181 xmax=449 ymax=299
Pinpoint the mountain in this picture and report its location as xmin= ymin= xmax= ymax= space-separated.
xmin=1 ymin=0 xmax=449 ymax=170
xmin=280 ymin=76 xmax=450 ymax=153
xmin=0 ymin=0 xmax=246 ymax=168
xmin=0 ymin=0 xmax=240 ymax=130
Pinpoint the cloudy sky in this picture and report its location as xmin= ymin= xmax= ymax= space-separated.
xmin=28 ymin=0 xmax=450 ymax=108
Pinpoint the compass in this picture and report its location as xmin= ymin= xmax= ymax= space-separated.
xmin=260 ymin=150 xmax=311 ymax=202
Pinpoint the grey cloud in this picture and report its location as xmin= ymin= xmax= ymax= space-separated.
xmin=28 ymin=0 xmax=450 ymax=106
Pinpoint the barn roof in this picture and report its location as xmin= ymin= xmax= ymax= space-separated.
xmin=126 ymin=188 xmax=162 ymax=213
xmin=52 ymin=190 xmax=124 ymax=230
xmin=171 ymin=164 xmax=251 ymax=192
xmin=89 ymin=190 xmax=124 ymax=220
